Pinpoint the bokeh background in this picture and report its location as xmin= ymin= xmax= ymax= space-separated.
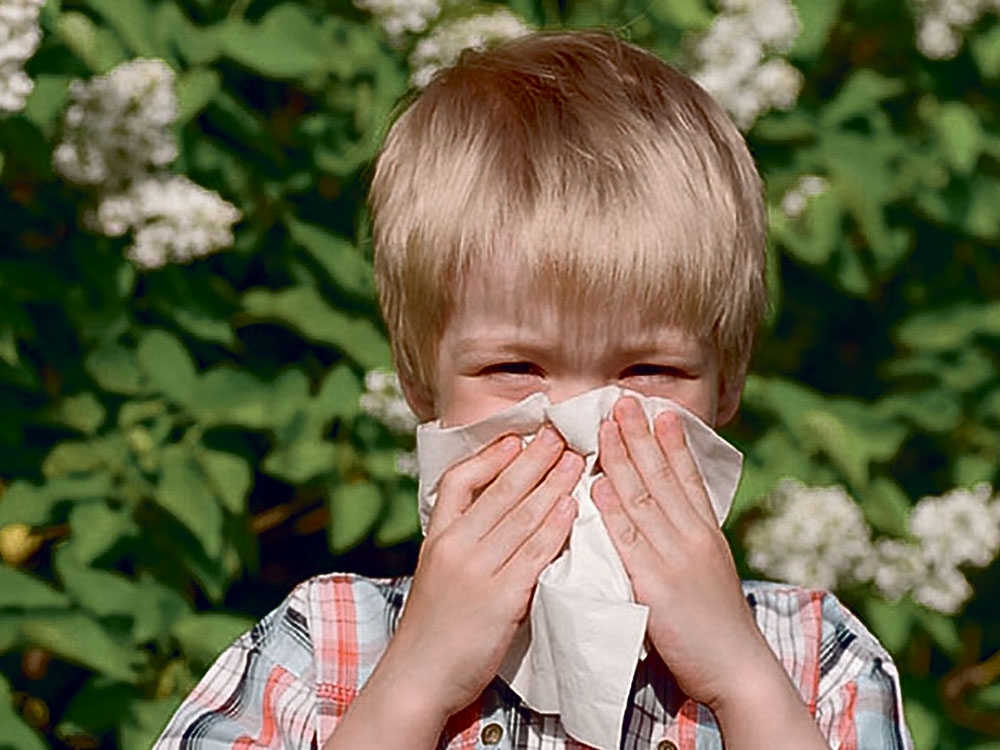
xmin=1 ymin=0 xmax=998 ymax=747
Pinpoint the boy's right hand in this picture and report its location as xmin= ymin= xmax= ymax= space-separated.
xmin=382 ymin=426 xmax=583 ymax=724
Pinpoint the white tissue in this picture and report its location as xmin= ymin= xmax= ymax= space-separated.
xmin=416 ymin=386 xmax=743 ymax=750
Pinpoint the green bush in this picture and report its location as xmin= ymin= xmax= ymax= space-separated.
xmin=0 ymin=0 xmax=997 ymax=748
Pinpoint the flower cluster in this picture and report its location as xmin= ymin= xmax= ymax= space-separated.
xmin=409 ymin=9 xmax=532 ymax=87
xmin=360 ymin=369 xmax=420 ymax=434
xmin=745 ymin=480 xmax=875 ymax=590
xmin=353 ymin=0 xmax=443 ymax=42
xmin=89 ymin=176 xmax=243 ymax=270
xmin=689 ymin=0 xmax=803 ymax=128
xmin=0 ymin=0 xmax=45 ymax=115
xmin=53 ymin=58 xmax=241 ymax=270
xmin=911 ymin=0 xmax=1000 ymax=59
xmin=745 ymin=480 xmax=1000 ymax=614
xmin=53 ymin=59 xmax=178 ymax=190
xmin=780 ymin=175 xmax=828 ymax=219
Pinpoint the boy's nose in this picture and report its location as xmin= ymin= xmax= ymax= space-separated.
xmin=547 ymin=378 xmax=610 ymax=405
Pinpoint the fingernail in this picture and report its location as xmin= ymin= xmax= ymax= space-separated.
xmin=540 ymin=425 xmax=562 ymax=447
xmin=557 ymin=452 xmax=581 ymax=476
xmin=559 ymin=496 xmax=577 ymax=516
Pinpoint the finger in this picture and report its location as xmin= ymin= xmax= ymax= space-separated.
xmin=591 ymin=477 xmax=664 ymax=596
xmin=484 ymin=451 xmax=584 ymax=569
xmin=462 ymin=425 xmax=567 ymax=538
xmin=502 ymin=494 xmax=577 ymax=585
xmin=654 ymin=411 xmax=716 ymax=526
xmin=428 ymin=434 xmax=523 ymax=537
xmin=612 ymin=397 xmax=689 ymax=516
xmin=598 ymin=415 xmax=672 ymax=539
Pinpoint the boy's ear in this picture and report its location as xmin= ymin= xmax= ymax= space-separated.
xmin=717 ymin=365 xmax=747 ymax=427
xmin=398 ymin=369 xmax=436 ymax=423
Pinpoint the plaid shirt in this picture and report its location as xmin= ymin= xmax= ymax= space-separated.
xmin=154 ymin=574 xmax=912 ymax=750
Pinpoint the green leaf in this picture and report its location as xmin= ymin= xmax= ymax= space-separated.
xmin=86 ymin=0 xmax=159 ymax=57
xmin=915 ymin=609 xmax=962 ymax=656
xmin=120 ymin=697 xmax=183 ymax=750
xmin=190 ymin=368 xmax=308 ymax=429
xmin=0 ymin=674 xmax=47 ymax=750
xmin=172 ymin=304 xmax=235 ymax=346
xmin=0 ymin=475 xmax=113 ymax=528
xmin=136 ymin=329 xmax=198 ymax=406
xmin=242 ymin=286 xmax=391 ymax=369
xmin=860 ymin=477 xmax=911 ymax=537
xmin=22 ymin=74 xmax=72 ymax=136
xmin=897 ymin=302 xmax=1000 ymax=352
xmin=58 ymin=677 xmax=138 ymax=738
xmin=791 ymin=0 xmax=843 ymax=61
xmin=49 ymin=392 xmax=106 ymax=435
xmin=196 ymin=449 xmax=252 ymax=514
xmin=0 ymin=566 xmax=70 ymax=610
xmin=285 ymin=217 xmax=375 ymax=299
xmin=55 ymin=547 xmax=139 ymax=619
xmin=904 ymin=699 xmax=940 ymax=750
xmin=218 ymin=6 xmax=335 ymax=81
xmin=864 ymin=596 xmax=914 ymax=654
xmin=878 ymin=389 xmax=962 ymax=433
xmin=175 ymin=68 xmax=221 ymax=126
xmin=86 ymin=343 xmax=145 ymax=395
xmin=42 ymin=439 xmax=117 ymax=479
xmin=67 ymin=502 xmax=138 ymax=564
xmin=375 ymin=488 xmax=419 ymax=546
xmin=155 ymin=445 xmax=224 ymax=560
xmin=132 ymin=575 xmax=190 ymax=645
xmin=933 ymin=101 xmax=983 ymax=175
xmin=21 ymin=613 xmax=145 ymax=681
xmin=263 ymin=439 xmax=337 ymax=484
xmin=315 ymin=364 xmax=363 ymax=422
xmin=172 ymin=612 xmax=252 ymax=668
xmin=971 ymin=24 xmax=1000 ymax=79
xmin=328 ymin=481 xmax=383 ymax=552
xmin=820 ymin=70 xmax=905 ymax=126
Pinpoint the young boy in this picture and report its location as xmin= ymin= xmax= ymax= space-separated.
xmin=155 ymin=31 xmax=911 ymax=750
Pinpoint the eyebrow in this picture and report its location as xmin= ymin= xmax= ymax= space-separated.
xmin=452 ymin=333 xmax=706 ymax=361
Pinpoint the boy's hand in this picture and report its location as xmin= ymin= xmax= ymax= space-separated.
xmin=382 ymin=426 xmax=583 ymax=725
xmin=591 ymin=397 xmax=777 ymax=712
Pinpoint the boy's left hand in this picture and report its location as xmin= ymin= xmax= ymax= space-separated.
xmin=591 ymin=396 xmax=775 ymax=713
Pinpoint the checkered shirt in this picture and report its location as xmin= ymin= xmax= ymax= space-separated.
xmin=153 ymin=574 xmax=912 ymax=750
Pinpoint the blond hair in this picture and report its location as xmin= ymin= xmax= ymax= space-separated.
xmin=371 ymin=30 xmax=767 ymax=393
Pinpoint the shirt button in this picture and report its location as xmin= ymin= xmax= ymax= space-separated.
xmin=656 ymin=741 xmax=678 ymax=750
xmin=480 ymin=722 xmax=504 ymax=746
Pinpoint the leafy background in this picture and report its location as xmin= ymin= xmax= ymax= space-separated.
xmin=0 ymin=0 xmax=998 ymax=747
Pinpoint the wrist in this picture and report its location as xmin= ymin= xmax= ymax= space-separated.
xmin=708 ymin=644 xmax=828 ymax=750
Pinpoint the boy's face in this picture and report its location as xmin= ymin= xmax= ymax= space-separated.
xmin=402 ymin=268 xmax=745 ymax=430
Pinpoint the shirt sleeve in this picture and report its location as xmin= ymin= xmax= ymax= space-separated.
xmin=812 ymin=596 xmax=914 ymax=750
xmin=153 ymin=582 xmax=319 ymax=750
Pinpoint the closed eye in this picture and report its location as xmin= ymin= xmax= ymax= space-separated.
xmin=620 ymin=364 xmax=688 ymax=379
xmin=480 ymin=361 xmax=543 ymax=376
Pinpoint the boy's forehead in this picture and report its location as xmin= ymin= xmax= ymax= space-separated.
xmin=451 ymin=262 xmax=710 ymax=358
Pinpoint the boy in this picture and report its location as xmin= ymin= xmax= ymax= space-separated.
xmin=155 ymin=31 xmax=911 ymax=749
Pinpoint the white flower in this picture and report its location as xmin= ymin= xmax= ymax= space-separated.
xmin=910 ymin=483 xmax=999 ymax=568
xmin=395 ymin=450 xmax=419 ymax=478
xmin=354 ymin=0 xmax=442 ymax=42
xmin=0 ymin=0 xmax=45 ymax=114
xmin=912 ymin=565 xmax=973 ymax=615
xmin=911 ymin=0 xmax=1000 ymax=59
xmin=872 ymin=539 xmax=927 ymax=602
xmin=409 ymin=10 xmax=532 ymax=88
xmin=745 ymin=480 xmax=876 ymax=590
xmin=360 ymin=369 xmax=419 ymax=433
xmin=53 ymin=59 xmax=178 ymax=189
xmin=690 ymin=0 xmax=803 ymax=128
xmin=780 ymin=174 xmax=828 ymax=219
xmin=90 ymin=176 xmax=241 ymax=270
